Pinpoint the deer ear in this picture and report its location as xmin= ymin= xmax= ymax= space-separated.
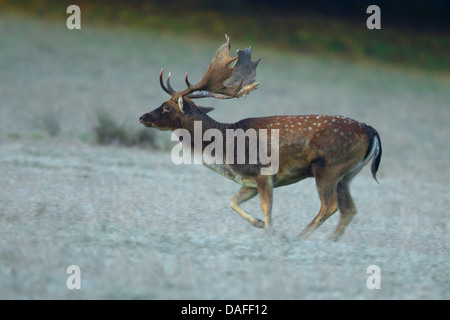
xmin=177 ymin=95 xmax=185 ymax=113
xmin=197 ymin=106 xmax=214 ymax=114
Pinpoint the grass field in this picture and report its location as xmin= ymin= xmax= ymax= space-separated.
xmin=0 ymin=13 xmax=449 ymax=299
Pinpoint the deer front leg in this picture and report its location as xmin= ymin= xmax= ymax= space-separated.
xmin=230 ymin=187 xmax=265 ymax=228
xmin=255 ymin=175 xmax=274 ymax=230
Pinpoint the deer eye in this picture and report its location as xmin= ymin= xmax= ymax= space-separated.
xmin=163 ymin=105 xmax=171 ymax=112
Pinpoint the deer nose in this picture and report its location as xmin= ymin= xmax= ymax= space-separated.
xmin=139 ymin=114 xmax=153 ymax=127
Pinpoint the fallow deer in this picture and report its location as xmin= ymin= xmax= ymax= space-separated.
xmin=139 ymin=35 xmax=382 ymax=240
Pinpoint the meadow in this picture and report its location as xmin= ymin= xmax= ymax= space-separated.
xmin=0 ymin=13 xmax=449 ymax=299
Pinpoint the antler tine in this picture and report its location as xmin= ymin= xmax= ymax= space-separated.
xmin=185 ymin=72 xmax=193 ymax=89
xmin=166 ymin=72 xmax=176 ymax=93
xmin=159 ymin=68 xmax=175 ymax=95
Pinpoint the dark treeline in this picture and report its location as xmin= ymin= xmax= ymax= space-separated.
xmin=6 ymin=0 xmax=448 ymax=32
xmin=105 ymin=0 xmax=448 ymax=32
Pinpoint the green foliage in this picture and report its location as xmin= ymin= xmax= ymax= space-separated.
xmin=30 ymin=133 xmax=44 ymax=141
xmin=39 ymin=112 xmax=61 ymax=137
xmin=94 ymin=109 xmax=156 ymax=148
xmin=7 ymin=132 xmax=21 ymax=140
xmin=95 ymin=109 xmax=128 ymax=145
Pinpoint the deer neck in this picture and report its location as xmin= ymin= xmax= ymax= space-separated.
xmin=173 ymin=113 xmax=237 ymax=158
xmin=178 ymin=113 xmax=233 ymax=137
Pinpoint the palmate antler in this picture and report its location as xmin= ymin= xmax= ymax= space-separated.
xmin=160 ymin=35 xmax=261 ymax=100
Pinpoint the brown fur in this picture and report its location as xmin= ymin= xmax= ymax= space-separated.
xmin=140 ymin=99 xmax=382 ymax=240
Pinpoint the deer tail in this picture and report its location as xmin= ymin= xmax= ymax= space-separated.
xmin=364 ymin=127 xmax=382 ymax=184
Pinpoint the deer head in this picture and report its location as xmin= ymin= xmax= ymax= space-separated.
xmin=139 ymin=35 xmax=261 ymax=131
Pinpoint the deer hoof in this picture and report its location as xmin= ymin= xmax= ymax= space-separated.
xmin=253 ymin=219 xmax=265 ymax=229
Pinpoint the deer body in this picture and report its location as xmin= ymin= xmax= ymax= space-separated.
xmin=139 ymin=35 xmax=382 ymax=240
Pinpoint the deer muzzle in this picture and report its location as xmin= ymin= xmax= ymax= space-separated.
xmin=139 ymin=113 xmax=153 ymax=127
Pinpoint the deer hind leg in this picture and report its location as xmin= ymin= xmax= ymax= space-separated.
xmin=299 ymin=175 xmax=339 ymax=239
xmin=230 ymin=187 xmax=265 ymax=228
xmin=329 ymin=169 xmax=360 ymax=241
